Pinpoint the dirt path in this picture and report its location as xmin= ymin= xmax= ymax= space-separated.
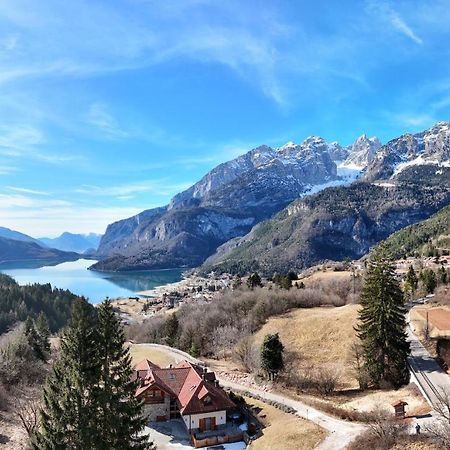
xmin=139 ymin=343 xmax=366 ymax=450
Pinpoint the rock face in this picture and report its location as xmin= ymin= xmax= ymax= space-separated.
xmin=94 ymin=135 xmax=363 ymax=271
xmin=202 ymin=122 xmax=450 ymax=275
xmin=364 ymin=121 xmax=450 ymax=181
xmin=344 ymin=134 xmax=381 ymax=167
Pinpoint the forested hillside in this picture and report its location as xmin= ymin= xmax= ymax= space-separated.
xmin=0 ymin=274 xmax=84 ymax=334
xmin=381 ymin=205 xmax=450 ymax=259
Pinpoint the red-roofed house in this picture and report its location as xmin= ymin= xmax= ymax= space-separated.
xmin=134 ymin=359 xmax=236 ymax=433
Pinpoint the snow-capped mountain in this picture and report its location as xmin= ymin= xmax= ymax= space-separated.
xmin=95 ymin=133 xmax=374 ymax=271
xmin=203 ymin=123 xmax=450 ymax=275
xmin=365 ymin=121 xmax=450 ymax=181
xmin=344 ymin=134 xmax=381 ymax=168
xmin=95 ymin=122 xmax=450 ymax=273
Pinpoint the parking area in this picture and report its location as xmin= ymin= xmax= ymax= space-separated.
xmin=143 ymin=419 xmax=246 ymax=450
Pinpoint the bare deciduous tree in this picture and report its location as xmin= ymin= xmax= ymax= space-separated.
xmin=235 ymin=336 xmax=258 ymax=373
xmin=425 ymin=388 xmax=450 ymax=449
xmin=14 ymin=396 xmax=39 ymax=438
xmin=366 ymin=405 xmax=408 ymax=450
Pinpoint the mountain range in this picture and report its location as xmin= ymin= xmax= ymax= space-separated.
xmin=0 ymin=229 xmax=100 ymax=265
xmin=92 ymin=133 xmax=380 ymax=271
xmin=39 ymin=232 xmax=102 ymax=253
xmin=89 ymin=121 xmax=450 ymax=273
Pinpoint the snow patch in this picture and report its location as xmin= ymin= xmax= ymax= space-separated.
xmin=393 ymin=155 xmax=443 ymax=176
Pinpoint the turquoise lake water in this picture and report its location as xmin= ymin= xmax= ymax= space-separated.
xmin=0 ymin=259 xmax=183 ymax=304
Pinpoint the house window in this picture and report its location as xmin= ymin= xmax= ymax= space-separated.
xmin=203 ymin=395 xmax=212 ymax=406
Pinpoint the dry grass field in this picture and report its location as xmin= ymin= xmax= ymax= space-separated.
xmin=245 ymin=397 xmax=327 ymax=450
xmin=301 ymin=269 xmax=354 ymax=284
xmin=127 ymin=344 xmax=178 ymax=368
xmin=253 ymin=304 xmax=431 ymax=416
xmin=254 ymin=304 xmax=360 ymax=389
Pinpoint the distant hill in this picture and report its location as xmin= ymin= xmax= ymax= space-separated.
xmin=380 ymin=205 xmax=450 ymax=259
xmin=0 ymin=226 xmax=46 ymax=247
xmin=39 ymin=232 xmax=102 ymax=253
xmin=0 ymin=236 xmax=79 ymax=264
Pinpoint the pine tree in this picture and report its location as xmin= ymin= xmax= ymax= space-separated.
xmin=33 ymin=299 xmax=99 ymax=450
xmin=94 ymin=299 xmax=154 ymax=450
xmin=35 ymin=312 xmax=51 ymax=358
xmin=260 ymin=333 xmax=284 ymax=380
xmin=404 ymin=265 xmax=418 ymax=299
xmin=355 ymin=250 xmax=410 ymax=388
xmin=24 ymin=316 xmax=45 ymax=361
xmin=420 ymin=269 xmax=437 ymax=294
xmin=164 ymin=313 xmax=179 ymax=347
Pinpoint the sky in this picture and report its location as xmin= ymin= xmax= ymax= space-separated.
xmin=0 ymin=0 xmax=450 ymax=237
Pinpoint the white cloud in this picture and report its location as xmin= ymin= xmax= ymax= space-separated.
xmin=389 ymin=14 xmax=423 ymax=45
xmin=86 ymin=102 xmax=129 ymax=140
xmin=6 ymin=186 xmax=49 ymax=196
xmin=367 ymin=1 xmax=423 ymax=45
xmin=0 ymin=204 xmax=144 ymax=236
xmin=74 ymin=180 xmax=193 ymax=198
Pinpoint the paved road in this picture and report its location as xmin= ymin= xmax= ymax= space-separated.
xmin=139 ymin=343 xmax=365 ymax=450
xmin=407 ymin=325 xmax=450 ymax=408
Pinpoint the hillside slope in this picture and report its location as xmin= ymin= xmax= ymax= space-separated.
xmin=0 ymin=226 xmax=45 ymax=247
xmin=381 ymin=205 xmax=450 ymax=259
xmin=0 ymin=237 xmax=79 ymax=265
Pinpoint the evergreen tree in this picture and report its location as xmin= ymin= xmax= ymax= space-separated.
xmin=33 ymin=299 xmax=100 ymax=450
xmin=164 ymin=313 xmax=179 ymax=347
xmin=404 ymin=265 xmax=418 ymax=299
xmin=35 ymin=312 xmax=51 ymax=357
xmin=260 ymin=333 xmax=284 ymax=380
xmin=24 ymin=316 xmax=46 ymax=361
xmin=247 ymin=272 xmax=262 ymax=290
xmin=355 ymin=250 xmax=410 ymax=388
xmin=94 ymin=299 xmax=154 ymax=450
xmin=420 ymin=269 xmax=437 ymax=294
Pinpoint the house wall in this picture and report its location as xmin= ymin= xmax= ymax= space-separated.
xmin=143 ymin=395 xmax=170 ymax=422
xmin=182 ymin=411 xmax=227 ymax=431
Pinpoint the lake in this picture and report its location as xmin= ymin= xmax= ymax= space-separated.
xmin=0 ymin=259 xmax=183 ymax=304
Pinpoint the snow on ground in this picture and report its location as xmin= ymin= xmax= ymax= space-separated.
xmin=392 ymin=155 xmax=441 ymax=176
xmin=299 ymin=162 xmax=362 ymax=198
xmin=373 ymin=181 xmax=396 ymax=188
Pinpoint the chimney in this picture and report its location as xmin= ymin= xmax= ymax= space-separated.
xmin=214 ymin=380 xmax=220 ymax=388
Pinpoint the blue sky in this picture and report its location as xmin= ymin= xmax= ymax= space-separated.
xmin=0 ymin=0 xmax=449 ymax=237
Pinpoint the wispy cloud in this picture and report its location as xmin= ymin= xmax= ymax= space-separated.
xmin=367 ymin=1 xmax=423 ymax=45
xmin=86 ymin=102 xmax=129 ymax=140
xmin=6 ymin=186 xmax=49 ymax=196
xmin=74 ymin=180 xmax=193 ymax=199
xmin=0 ymin=204 xmax=144 ymax=236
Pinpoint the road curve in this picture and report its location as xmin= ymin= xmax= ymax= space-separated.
xmin=134 ymin=343 xmax=366 ymax=450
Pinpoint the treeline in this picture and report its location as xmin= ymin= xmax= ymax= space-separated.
xmin=128 ymin=277 xmax=357 ymax=358
xmin=0 ymin=274 xmax=84 ymax=335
